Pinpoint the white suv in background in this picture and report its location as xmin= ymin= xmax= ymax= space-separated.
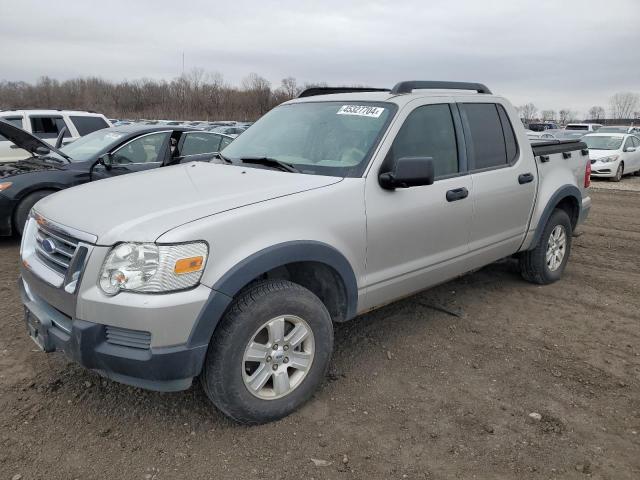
xmin=565 ymin=123 xmax=602 ymax=132
xmin=0 ymin=110 xmax=111 ymax=162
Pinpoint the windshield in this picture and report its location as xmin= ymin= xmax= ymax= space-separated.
xmin=60 ymin=129 xmax=126 ymax=161
xmin=583 ymin=136 xmax=623 ymax=150
xmin=221 ymin=102 xmax=395 ymax=177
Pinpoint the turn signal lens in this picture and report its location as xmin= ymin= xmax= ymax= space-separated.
xmin=0 ymin=182 xmax=12 ymax=191
xmin=174 ymin=256 xmax=204 ymax=275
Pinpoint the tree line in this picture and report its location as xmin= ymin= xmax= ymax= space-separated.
xmin=517 ymin=91 xmax=640 ymax=125
xmin=0 ymin=70 xmax=315 ymax=121
xmin=2 ymin=71 xmax=638 ymax=125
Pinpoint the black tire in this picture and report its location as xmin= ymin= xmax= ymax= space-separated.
xmin=201 ymin=279 xmax=334 ymax=424
xmin=520 ymin=209 xmax=572 ymax=285
xmin=610 ymin=162 xmax=624 ymax=182
xmin=13 ymin=190 xmax=56 ymax=235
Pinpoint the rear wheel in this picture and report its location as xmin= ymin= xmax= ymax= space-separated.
xmin=520 ymin=209 xmax=572 ymax=285
xmin=14 ymin=190 xmax=55 ymax=235
xmin=201 ymin=279 xmax=334 ymax=424
xmin=610 ymin=163 xmax=624 ymax=182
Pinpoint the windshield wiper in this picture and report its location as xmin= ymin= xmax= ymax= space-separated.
xmin=239 ymin=157 xmax=300 ymax=173
xmin=212 ymin=152 xmax=232 ymax=163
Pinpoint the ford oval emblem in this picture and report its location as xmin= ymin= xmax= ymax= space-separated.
xmin=41 ymin=238 xmax=57 ymax=254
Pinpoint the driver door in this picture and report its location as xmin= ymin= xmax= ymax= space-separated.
xmin=362 ymin=101 xmax=473 ymax=311
xmin=92 ymin=131 xmax=170 ymax=180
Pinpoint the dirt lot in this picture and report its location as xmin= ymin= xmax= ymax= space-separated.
xmin=1 ymin=184 xmax=639 ymax=480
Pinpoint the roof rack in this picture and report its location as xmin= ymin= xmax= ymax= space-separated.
xmin=390 ymin=81 xmax=492 ymax=95
xmin=298 ymin=87 xmax=390 ymax=98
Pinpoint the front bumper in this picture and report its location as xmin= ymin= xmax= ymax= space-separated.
xmin=20 ymin=277 xmax=208 ymax=392
xmin=590 ymin=160 xmax=618 ymax=177
xmin=0 ymin=193 xmax=14 ymax=236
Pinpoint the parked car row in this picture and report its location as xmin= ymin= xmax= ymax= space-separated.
xmin=110 ymin=118 xmax=253 ymax=138
xmin=12 ymin=80 xmax=592 ymax=425
xmin=0 ymin=122 xmax=234 ymax=235
xmin=0 ymin=109 xmax=111 ymax=162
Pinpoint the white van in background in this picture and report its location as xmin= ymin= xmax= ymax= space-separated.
xmin=565 ymin=123 xmax=602 ymax=132
xmin=0 ymin=110 xmax=111 ymax=162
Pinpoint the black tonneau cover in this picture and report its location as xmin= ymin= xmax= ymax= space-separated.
xmin=531 ymin=139 xmax=587 ymax=156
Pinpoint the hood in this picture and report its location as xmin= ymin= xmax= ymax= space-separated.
xmin=0 ymin=119 xmax=69 ymax=158
xmin=35 ymin=162 xmax=342 ymax=245
xmin=588 ymin=149 xmax=620 ymax=160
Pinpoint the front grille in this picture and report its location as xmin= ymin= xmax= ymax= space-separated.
xmin=35 ymin=222 xmax=80 ymax=275
xmin=105 ymin=326 xmax=152 ymax=350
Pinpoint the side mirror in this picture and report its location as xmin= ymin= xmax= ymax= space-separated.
xmin=98 ymin=153 xmax=113 ymax=170
xmin=379 ymin=157 xmax=435 ymax=190
xmin=624 ymin=147 xmax=636 ymax=153
xmin=34 ymin=146 xmax=51 ymax=156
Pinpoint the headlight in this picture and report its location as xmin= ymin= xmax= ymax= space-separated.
xmin=0 ymin=182 xmax=12 ymax=192
xmin=99 ymin=242 xmax=208 ymax=295
xmin=599 ymin=155 xmax=619 ymax=163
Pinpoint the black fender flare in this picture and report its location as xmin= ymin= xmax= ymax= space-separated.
xmin=186 ymin=240 xmax=359 ymax=349
xmin=530 ymin=184 xmax=582 ymax=249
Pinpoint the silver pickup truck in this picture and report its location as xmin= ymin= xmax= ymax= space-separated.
xmin=19 ymin=81 xmax=591 ymax=424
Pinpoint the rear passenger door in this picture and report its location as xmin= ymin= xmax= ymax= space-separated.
xmin=459 ymin=102 xmax=536 ymax=258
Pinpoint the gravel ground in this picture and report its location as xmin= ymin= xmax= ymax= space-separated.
xmin=590 ymin=174 xmax=640 ymax=192
xmin=1 ymin=186 xmax=639 ymax=479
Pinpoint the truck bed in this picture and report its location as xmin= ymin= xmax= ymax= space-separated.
xmin=530 ymin=139 xmax=588 ymax=157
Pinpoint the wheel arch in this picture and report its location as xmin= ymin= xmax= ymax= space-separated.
xmin=530 ymin=185 xmax=581 ymax=249
xmin=187 ymin=241 xmax=358 ymax=349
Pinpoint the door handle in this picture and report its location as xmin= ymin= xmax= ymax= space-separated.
xmin=518 ymin=173 xmax=534 ymax=184
xmin=446 ymin=187 xmax=469 ymax=202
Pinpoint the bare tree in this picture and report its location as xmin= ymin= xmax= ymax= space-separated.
xmin=541 ymin=110 xmax=556 ymax=122
xmin=517 ymin=103 xmax=537 ymax=123
xmin=609 ymin=92 xmax=640 ymax=119
xmin=558 ymin=109 xmax=575 ymax=125
xmin=588 ymin=106 xmax=605 ymax=121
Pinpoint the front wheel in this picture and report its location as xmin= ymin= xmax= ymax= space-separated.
xmin=610 ymin=163 xmax=624 ymax=182
xmin=520 ymin=209 xmax=572 ymax=285
xmin=201 ymin=279 xmax=334 ymax=424
xmin=14 ymin=190 xmax=56 ymax=235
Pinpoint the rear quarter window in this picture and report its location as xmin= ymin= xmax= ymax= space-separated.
xmin=70 ymin=116 xmax=109 ymax=136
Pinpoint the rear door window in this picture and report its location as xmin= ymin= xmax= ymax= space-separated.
xmin=181 ymin=132 xmax=222 ymax=156
xmin=462 ymin=103 xmax=510 ymax=170
xmin=70 ymin=116 xmax=109 ymax=136
xmin=388 ymin=103 xmax=459 ymax=178
xmin=30 ymin=116 xmax=71 ymax=139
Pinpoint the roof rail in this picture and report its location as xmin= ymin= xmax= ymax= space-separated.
xmin=298 ymin=87 xmax=390 ymax=98
xmin=390 ymin=81 xmax=492 ymax=95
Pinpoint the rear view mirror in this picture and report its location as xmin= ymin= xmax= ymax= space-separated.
xmin=379 ymin=157 xmax=435 ymax=190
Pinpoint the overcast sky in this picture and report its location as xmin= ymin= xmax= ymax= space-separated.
xmin=1 ymin=0 xmax=638 ymax=116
